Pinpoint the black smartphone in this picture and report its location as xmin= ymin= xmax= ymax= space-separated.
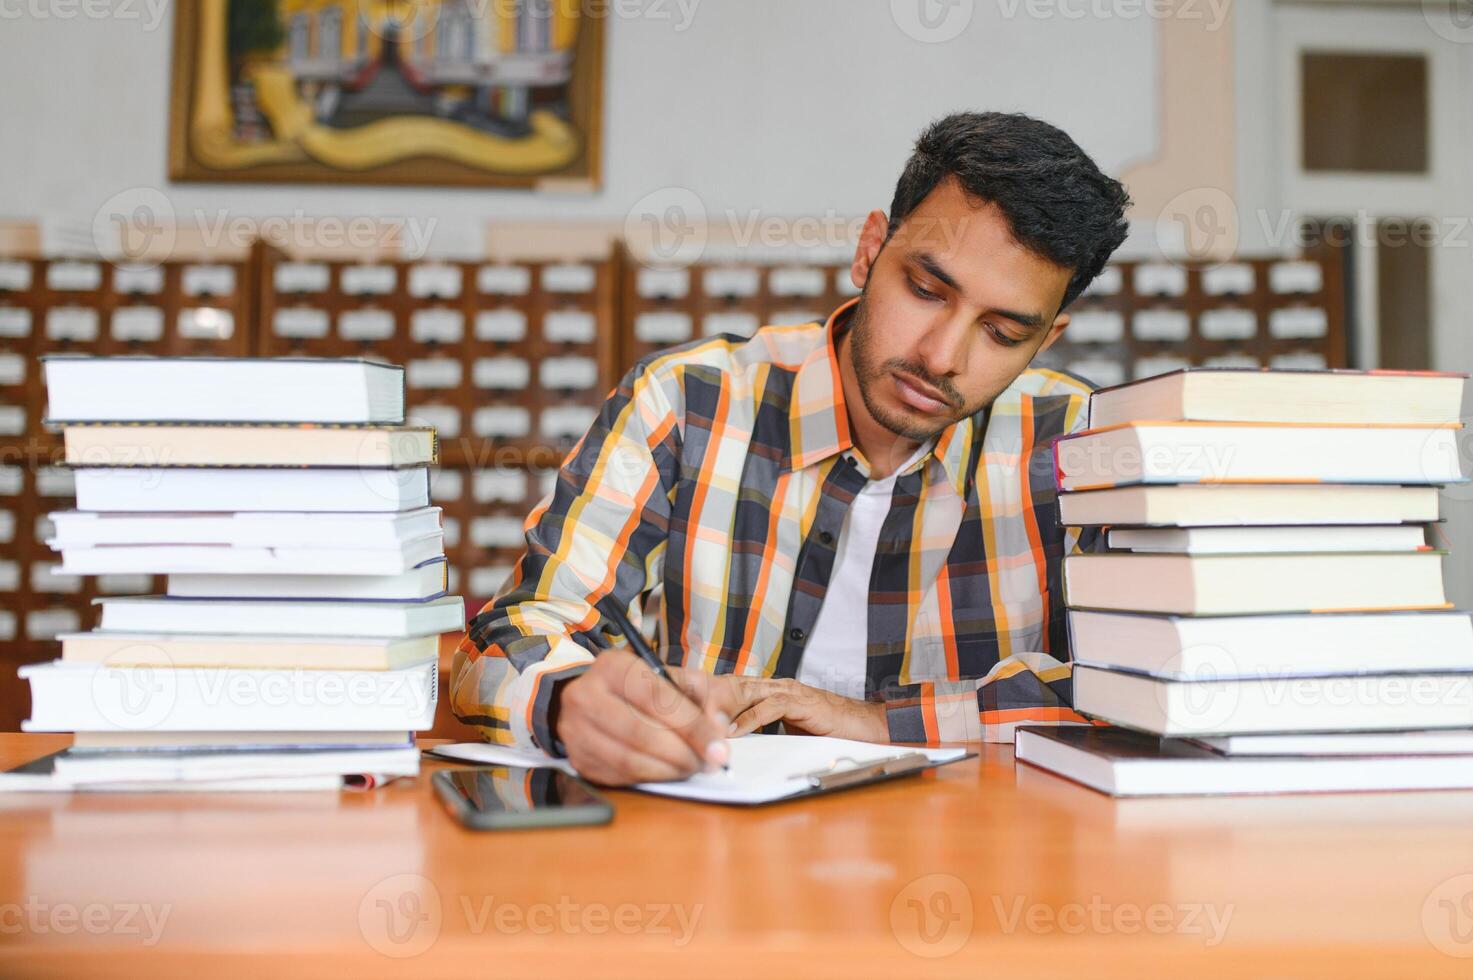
xmin=432 ymin=766 xmax=613 ymax=830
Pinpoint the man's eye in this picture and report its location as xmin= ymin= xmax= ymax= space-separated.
xmin=908 ymin=279 xmax=940 ymax=301
xmin=987 ymin=323 xmax=1022 ymax=348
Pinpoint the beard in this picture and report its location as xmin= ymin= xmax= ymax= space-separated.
xmin=845 ymin=293 xmax=980 ymax=442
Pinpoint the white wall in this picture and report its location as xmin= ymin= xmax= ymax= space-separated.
xmin=1235 ymin=2 xmax=1473 ymax=606
xmin=6 ymin=2 xmax=1464 ymax=604
xmin=0 ymin=0 xmax=1158 ymax=252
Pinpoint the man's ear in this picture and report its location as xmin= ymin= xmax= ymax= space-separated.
xmin=850 ymin=210 xmax=889 ymax=291
xmin=1036 ymin=312 xmax=1070 ymax=355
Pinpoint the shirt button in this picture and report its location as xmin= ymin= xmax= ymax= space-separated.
xmin=818 ymin=530 xmax=834 ymax=546
xmin=789 ymin=627 xmax=806 ymax=644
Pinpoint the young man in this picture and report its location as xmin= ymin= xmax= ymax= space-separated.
xmin=452 ymin=111 xmax=1131 ymax=786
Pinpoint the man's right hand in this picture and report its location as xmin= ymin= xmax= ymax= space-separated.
xmin=551 ymin=647 xmax=731 ymax=786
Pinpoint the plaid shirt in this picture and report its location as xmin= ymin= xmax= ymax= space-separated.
xmin=452 ymin=297 xmax=1099 ymax=750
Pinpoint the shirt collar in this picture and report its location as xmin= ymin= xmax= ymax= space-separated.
xmin=783 ymin=297 xmax=980 ymax=498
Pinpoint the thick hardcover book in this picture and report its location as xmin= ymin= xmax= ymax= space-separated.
xmin=43 ymin=356 xmax=406 ymax=424
xmin=1016 ymin=725 xmax=1473 ymax=797
xmin=62 ymin=423 xmax=436 ymax=468
xmin=1053 ymin=421 xmax=1465 ymax=491
xmin=1086 ymin=367 xmax=1467 ymax=428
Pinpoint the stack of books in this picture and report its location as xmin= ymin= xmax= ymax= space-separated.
xmin=1016 ymin=367 xmax=1473 ymax=796
xmin=19 ymin=357 xmax=458 ymax=791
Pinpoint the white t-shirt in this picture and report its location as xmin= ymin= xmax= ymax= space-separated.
xmin=797 ymin=442 xmax=933 ymax=701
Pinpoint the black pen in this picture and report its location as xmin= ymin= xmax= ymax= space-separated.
xmin=596 ymin=597 xmax=729 ymax=772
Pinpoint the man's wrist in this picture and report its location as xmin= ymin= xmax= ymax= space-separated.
xmin=861 ymin=699 xmax=890 ymax=742
xmin=544 ymin=673 xmax=582 ymax=757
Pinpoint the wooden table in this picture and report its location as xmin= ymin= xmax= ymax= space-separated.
xmin=1 ymin=733 xmax=1472 ymax=978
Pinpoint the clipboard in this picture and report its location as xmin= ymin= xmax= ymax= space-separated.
xmin=425 ymin=735 xmax=975 ymax=806
xmin=732 ymin=749 xmax=974 ymax=806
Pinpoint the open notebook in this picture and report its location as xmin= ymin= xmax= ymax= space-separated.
xmin=427 ymin=734 xmax=970 ymax=805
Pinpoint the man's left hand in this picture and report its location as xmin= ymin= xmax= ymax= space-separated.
xmin=672 ymin=672 xmax=889 ymax=742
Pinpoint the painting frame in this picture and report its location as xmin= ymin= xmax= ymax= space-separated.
xmin=167 ymin=0 xmax=604 ymax=189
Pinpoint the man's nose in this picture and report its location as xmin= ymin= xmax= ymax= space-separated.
xmin=914 ymin=313 xmax=969 ymax=380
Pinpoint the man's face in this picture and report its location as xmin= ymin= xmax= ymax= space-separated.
xmin=844 ymin=176 xmax=1074 ymax=443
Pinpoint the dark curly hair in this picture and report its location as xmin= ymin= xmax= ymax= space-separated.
xmin=888 ymin=112 xmax=1132 ymax=311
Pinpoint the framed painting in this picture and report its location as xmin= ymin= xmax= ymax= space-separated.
xmin=168 ymin=0 xmax=604 ymax=188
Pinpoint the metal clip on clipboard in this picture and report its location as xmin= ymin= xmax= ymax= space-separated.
xmin=801 ymin=753 xmax=931 ymax=791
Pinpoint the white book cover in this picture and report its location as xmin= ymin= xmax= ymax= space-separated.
xmin=1193 ymin=731 xmax=1473 ymax=756
xmin=166 ymin=557 xmax=448 ymax=601
xmin=49 ymin=507 xmax=443 ymax=549
xmin=96 ymin=595 xmax=464 ymax=638
xmin=1067 ymin=609 xmax=1473 ymax=677
xmin=42 ymin=356 xmax=406 ymax=424
xmin=73 ymin=467 xmax=431 ymax=513
xmin=20 ymin=659 xmax=438 ymax=732
xmin=1072 ymin=664 xmax=1473 ymax=737
xmin=1058 ymin=483 xmax=1442 ymax=528
xmin=1106 ymin=524 xmax=1429 ymax=554
xmin=1016 ymin=726 xmax=1473 ymax=797
xmin=1054 ymin=423 xmax=1466 ymax=490
xmin=52 ymin=746 xmax=421 ymax=783
xmin=55 ymin=532 xmax=444 ymax=576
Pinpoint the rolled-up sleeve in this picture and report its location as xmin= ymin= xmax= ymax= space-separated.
xmin=451 ymin=360 xmax=683 ymax=752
